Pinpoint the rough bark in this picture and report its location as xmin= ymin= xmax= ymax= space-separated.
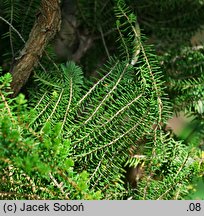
xmin=10 ymin=0 xmax=61 ymax=97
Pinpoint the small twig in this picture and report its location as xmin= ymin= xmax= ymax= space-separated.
xmin=49 ymin=173 xmax=68 ymax=199
xmin=0 ymin=16 xmax=26 ymax=43
xmin=99 ymin=25 xmax=110 ymax=59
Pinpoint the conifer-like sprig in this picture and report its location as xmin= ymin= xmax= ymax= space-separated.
xmin=1 ymin=0 xmax=202 ymax=200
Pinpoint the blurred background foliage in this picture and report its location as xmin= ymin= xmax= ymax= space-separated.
xmin=0 ymin=0 xmax=203 ymax=199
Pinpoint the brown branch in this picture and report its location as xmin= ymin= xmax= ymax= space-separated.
xmin=10 ymin=0 xmax=61 ymax=97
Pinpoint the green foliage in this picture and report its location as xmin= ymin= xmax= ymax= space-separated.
xmin=77 ymin=0 xmax=115 ymax=33
xmin=0 ymin=73 xmax=101 ymax=200
xmin=0 ymin=0 xmax=203 ymax=200
xmin=186 ymin=177 xmax=204 ymax=200
xmin=129 ymin=0 xmax=204 ymax=49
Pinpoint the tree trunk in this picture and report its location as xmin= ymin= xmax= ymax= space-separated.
xmin=10 ymin=0 xmax=61 ymax=97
